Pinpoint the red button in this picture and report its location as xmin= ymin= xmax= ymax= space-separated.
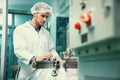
xmin=74 ymin=22 xmax=81 ymax=30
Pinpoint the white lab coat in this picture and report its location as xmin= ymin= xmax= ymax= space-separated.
xmin=13 ymin=21 xmax=59 ymax=80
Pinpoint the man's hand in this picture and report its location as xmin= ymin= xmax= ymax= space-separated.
xmin=36 ymin=52 xmax=53 ymax=62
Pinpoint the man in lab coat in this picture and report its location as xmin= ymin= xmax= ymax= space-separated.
xmin=13 ymin=2 xmax=61 ymax=80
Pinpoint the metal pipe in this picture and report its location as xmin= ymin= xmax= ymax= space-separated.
xmin=0 ymin=0 xmax=8 ymax=80
xmin=8 ymin=9 xmax=31 ymax=15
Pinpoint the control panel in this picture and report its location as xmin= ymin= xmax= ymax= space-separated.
xmin=69 ymin=0 xmax=120 ymax=80
xmin=69 ymin=0 xmax=120 ymax=49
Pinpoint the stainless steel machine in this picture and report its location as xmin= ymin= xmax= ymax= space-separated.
xmin=36 ymin=56 xmax=78 ymax=80
xmin=30 ymin=49 xmax=78 ymax=80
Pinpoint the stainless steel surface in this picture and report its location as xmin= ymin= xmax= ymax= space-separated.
xmin=36 ymin=59 xmax=78 ymax=69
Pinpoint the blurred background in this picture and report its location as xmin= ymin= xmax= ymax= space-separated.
xmin=0 ymin=0 xmax=120 ymax=80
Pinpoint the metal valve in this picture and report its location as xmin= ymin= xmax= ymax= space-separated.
xmin=52 ymin=58 xmax=60 ymax=77
xmin=52 ymin=69 xmax=58 ymax=77
xmin=63 ymin=59 xmax=69 ymax=72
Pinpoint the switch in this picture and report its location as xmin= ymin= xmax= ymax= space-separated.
xmin=80 ymin=11 xmax=92 ymax=26
xmin=86 ymin=11 xmax=92 ymax=26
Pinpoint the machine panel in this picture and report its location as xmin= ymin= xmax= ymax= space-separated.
xmin=69 ymin=0 xmax=120 ymax=49
xmin=69 ymin=0 xmax=120 ymax=80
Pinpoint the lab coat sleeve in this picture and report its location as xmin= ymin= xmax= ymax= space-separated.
xmin=13 ymin=27 xmax=34 ymax=65
xmin=48 ymin=37 xmax=59 ymax=58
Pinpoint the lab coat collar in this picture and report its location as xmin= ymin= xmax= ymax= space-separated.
xmin=29 ymin=20 xmax=41 ymax=32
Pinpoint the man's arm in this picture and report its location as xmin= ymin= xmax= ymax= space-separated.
xmin=13 ymin=27 xmax=34 ymax=65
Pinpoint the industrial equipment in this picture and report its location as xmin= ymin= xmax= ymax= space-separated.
xmin=69 ymin=0 xmax=120 ymax=80
xmin=26 ymin=57 xmax=78 ymax=80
